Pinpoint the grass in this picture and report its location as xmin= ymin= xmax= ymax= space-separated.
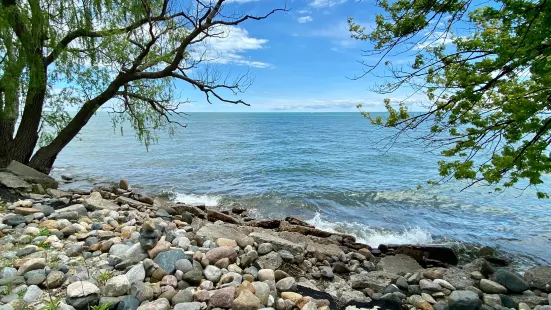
xmin=89 ymin=303 xmax=112 ymax=310
xmin=40 ymin=297 xmax=62 ymax=310
xmin=0 ymin=200 xmax=6 ymax=212
xmin=38 ymin=228 xmax=52 ymax=237
xmin=36 ymin=241 xmax=51 ymax=250
xmin=95 ymin=270 xmax=113 ymax=287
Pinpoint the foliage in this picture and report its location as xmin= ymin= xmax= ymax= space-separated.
xmin=96 ymin=270 xmax=113 ymax=286
xmin=89 ymin=303 xmax=112 ymax=310
xmin=349 ymin=0 xmax=551 ymax=197
xmin=38 ymin=228 xmax=52 ymax=237
xmin=40 ymin=298 xmax=62 ymax=310
xmin=36 ymin=240 xmax=51 ymax=249
xmin=0 ymin=0 xmax=285 ymax=172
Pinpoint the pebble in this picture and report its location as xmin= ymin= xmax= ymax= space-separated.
xmin=479 ymin=279 xmax=508 ymax=294
xmin=23 ymin=285 xmax=42 ymax=303
xmin=233 ymin=289 xmax=262 ymax=310
xmin=275 ymin=277 xmax=297 ymax=292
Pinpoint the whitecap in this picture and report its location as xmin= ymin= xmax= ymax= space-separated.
xmin=173 ymin=193 xmax=221 ymax=206
xmin=306 ymin=212 xmax=433 ymax=247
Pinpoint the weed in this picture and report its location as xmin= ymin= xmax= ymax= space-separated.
xmin=40 ymin=297 xmax=62 ymax=310
xmin=95 ymin=270 xmax=113 ymax=287
xmin=38 ymin=228 xmax=52 ymax=237
xmin=36 ymin=241 xmax=51 ymax=250
xmin=89 ymin=303 xmax=112 ymax=310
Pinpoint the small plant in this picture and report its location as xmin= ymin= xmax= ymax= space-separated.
xmin=38 ymin=228 xmax=52 ymax=237
xmin=89 ymin=303 xmax=112 ymax=310
xmin=40 ymin=297 xmax=62 ymax=310
xmin=36 ymin=241 xmax=51 ymax=250
xmin=95 ymin=270 xmax=113 ymax=287
xmin=0 ymin=200 xmax=7 ymax=212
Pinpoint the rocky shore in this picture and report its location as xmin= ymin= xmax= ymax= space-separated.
xmin=0 ymin=164 xmax=551 ymax=310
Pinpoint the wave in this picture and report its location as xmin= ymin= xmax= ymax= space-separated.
xmin=306 ymin=212 xmax=433 ymax=247
xmin=173 ymin=193 xmax=221 ymax=206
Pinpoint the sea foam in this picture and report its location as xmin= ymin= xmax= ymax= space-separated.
xmin=306 ymin=212 xmax=433 ymax=247
xmin=174 ymin=193 xmax=221 ymax=206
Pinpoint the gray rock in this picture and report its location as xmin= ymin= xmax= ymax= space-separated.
xmin=483 ymin=294 xmax=502 ymax=308
xmin=203 ymin=265 xmax=222 ymax=283
xmin=109 ymin=244 xmax=131 ymax=257
xmin=241 ymin=250 xmax=259 ymax=267
xmin=376 ymin=254 xmax=423 ymax=275
xmin=117 ymin=295 xmax=140 ymax=310
xmin=66 ymin=242 xmax=85 ymax=257
xmin=23 ymin=269 xmax=46 ymax=285
xmin=339 ymin=290 xmax=371 ymax=304
xmin=67 ymin=281 xmax=100 ymax=297
xmin=23 ymin=284 xmax=42 ymax=303
xmin=350 ymin=271 xmax=400 ymax=292
xmin=0 ymin=171 xmax=31 ymax=190
xmin=524 ymin=266 xmax=551 ymax=292
xmin=479 ymin=279 xmax=508 ymax=294
xmin=135 ymin=298 xmax=170 ymax=310
xmin=420 ymin=279 xmax=442 ymax=292
xmin=183 ymin=261 xmax=203 ymax=285
xmin=175 ymin=259 xmax=193 ymax=273
xmin=172 ymin=288 xmax=195 ymax=305
xmin=448 ymin=290 xmax=480 ymax=310
xmin=249 ymin=231 xmax=306 ymax=256
xmin=275 ymin=277 xmax=296 ymax=292
xmin=396 ymin=277 xmax=409 ymax=290
xmin=252 ymin=282 xmax=270 ymax=305
xmin=3 ymin=215 xmax=27 ymax=227
xmin=257 ymin=243 xmax=273 ymax=255
xmin=257 ymin=269 xmax=275 ymax=282
xmin=66 ymin=294 xmax=100 ymax=309
xmin=17 ymin=258 xmax=46 ymax=275
xmin=154 ymin=250 xmax=188 ymax=274
xmin=104 ymin=275 xmax=130 ymax=297
xmin=320 ymin=267 xmax=334 ymax=279
xmin=125 ymin=263 xmax=146 ymax=284
xmin=256 ymin=252 xmax=282 ymax=270
xmin=0 ymin=267 xmax=17 ymax=279
xmin=173 ymin=302 xmax=202 ymax=310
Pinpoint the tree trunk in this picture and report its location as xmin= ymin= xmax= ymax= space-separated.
xmin=0 ymin=119 xmax=15 ymax=168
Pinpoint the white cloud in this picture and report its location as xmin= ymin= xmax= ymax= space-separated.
xmin=309 ymin=0 xmax=347 ymax=8
xmin=191 ymin=25 xmax=272 ymax=68
xmin=415 ymin=31 xmax=454 ymax=49
xmin=297 ymin=16 xmax=313 ymax=23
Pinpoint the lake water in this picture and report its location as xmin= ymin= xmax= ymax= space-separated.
xmin=52 ymin=112 xmax=551 ymax=268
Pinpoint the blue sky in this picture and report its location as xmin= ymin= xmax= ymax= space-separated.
xmin=177 ymin=0 xmax=426 ymax=112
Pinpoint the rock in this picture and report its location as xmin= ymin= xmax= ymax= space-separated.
xmin=6 ymin=160 xmax=57 ymax=189
xmin=44 ymin=271 xmax=65 ymax=289
xmin=258 ymin=243 xmax=273 ymax=255
xmin=350 ymin=271 xmax=400 ymax=292
xmin=387 ymin=244 xmax=458 ymax=266
xmin=172 ymin=287 xmax=195 ymax=305
xmin=140 ymin=227 xmax=160 ymax=250
xmin=211 ymin=287 xmax=236 ymax=308
xmin=258 ymin=269 xmax=275 ymax=282
xmin=408 ymin=295 xmax=434 ymax=310
xmin=126 ymin=263 xmax=146 ymax=284
xmin=173 ymin=302 xmax=202 ymax=310
xmin=251 ymin=282 xmax=270 ymax=305
xmin=67 ymin=281 xmax=101 ymax=297
xmin=17 ymin=258 xmax=46 ymax=275
xmin=175 ymin=259 xmax=193 ymax=273
xmin=483 ymin=294 xmax=502 ymax=308
xmin=448 ymin=290 xmax=480 ymax=310
xmin=332 ymin=262 xmax=349 ymax=274
xmin=276 ymin=277 xmax=297 ymax=292
xmin=136 ymin=298 xmax=170 ymax=310
xmin=14 ymin=207 xmax=40 ymax=215
xmin=24 ymin=269 xmax=46 ymax=285
xmin=183 ymin=261 xmax=203 ymax=285
xmin=119 ymin=179 xmax=129 ymax=190
xmin=4 ymin=215 xmax=27 ymax=227
xmin=23 ymin=284 xmax=42 ymax=303
xmin=491 ymin=269 xmax=529 ymax=293
xmin=233 ymin=289 xmax=261 ymax=310
xmin=206 ymin=246 xmax=238 ymax=264
xmin=423 ymin=269 xmax=444 ymax=280
xmin=204 ymin=265 xmax=222 ymax=282
xmin=377 ymin=254 xmax=423 ymax=275
xmin=131 ymin=282 xmax=156 ymax=302
xmin=66 ymin=294 xmax=100 ymax=309
xmin=65 ymin=242 xmax=84 ymax=257
xmin=256 ymin=252 xmax=283 ymax=270
xmin=433 ymin=279 xmax=455 ymax=290
xmin=148 ymin=237 xmax=170 ymax=258
xmin=116 ymin=196 xmax=151 ymax=208
xmin=241 ymin=251 xmax=259 ymax=267
xmin=442 ymin=267 xmax=475 ymax=290
xmin=524 ymin=266 xmax=551 ymax=292
xmin=207 ymin=209 xmax=239 ymax=224
xmin=104 ymin=275 xmax=130 ymax=297
xmin=0 ymin=171 xmax=31 ymax=190
xmin=161 ymin=275 xmax=178 ymax=287
xmin=480 ymin=261 xmax=495 ymax=277
xmin=118 ymin=295 xmax=140 ymax=310
xmin=479 ymin=279 xmax=508 ymax=294
xmin=154 ymin=250 xmax=188 ymax=274
xmin=249 ymin=231 xmax=306 ymax=256
xmin=217 ymin=238 xmax=238 ymax=247
xmin=320 ymin=267 xmax=334 ymax=279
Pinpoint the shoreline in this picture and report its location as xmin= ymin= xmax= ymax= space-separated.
xmin=1 ymin=167 xmax=551 ymax=309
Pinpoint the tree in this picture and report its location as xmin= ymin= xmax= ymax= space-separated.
xmin=349 ymin=0 xmax=551 ymax=198
xmin=0 ymin=0 xmax=284 ymax=173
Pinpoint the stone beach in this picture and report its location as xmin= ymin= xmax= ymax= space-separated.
xmin=0 ymin=167 xmax=551 ymax=310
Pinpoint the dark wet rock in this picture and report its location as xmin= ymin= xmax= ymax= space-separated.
xmin=66 ymin=294 xmax=100 ymax=309
xmin=154 ymin=249 xmax=188 ymax=274
xmin=388 ymin=244 xmax=459 ymax=266
xmin=332 ymin=262 xmax=349 ymax=274
xmin=490 ymin=269 xmax=529 ymax=293
xmin=448 ymin=290 xmax=480 ymax=310
xmin=207 ymin=209 xmax=240 ymax=224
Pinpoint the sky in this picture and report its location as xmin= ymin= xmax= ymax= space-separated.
xmin=174 ymin=0 xmax=427 ymax=112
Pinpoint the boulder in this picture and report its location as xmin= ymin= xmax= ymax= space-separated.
xmin=6 ymin=160 xmax=58 ymax=189
xmin=116 ymin=196 xmax=151 ymax=208
xmin=249 ymin=231 xmax=306 ymax=256
xmin=388 ymin=244 xmax=459 ymax=266
xmin=207 ymin=209 xmax=240 ymax=224
xmin=524 ymin=265 xmax=551 ymax=292
xmin=104 ymin=275 xmax=130 ymax=297
xmin=154 ymin=250 xmax=188 ymax=274
xmin=0 ymin=171 xmax=31 ymax=190
xmin=205 ymin=246 xmax=237 ymax=263
xmin=377 ymin=254 xmax=423 ymax=275
xmin=84 ymin=192 xmax=120 ymax=211
xmin=479 ymin=279 xmax=508 ymax=294
xmin=255 ymin=252 xmax=283 ymax=270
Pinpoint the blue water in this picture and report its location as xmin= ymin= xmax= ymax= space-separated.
xmin=52 ymin=112 xmax=551 ymax=267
